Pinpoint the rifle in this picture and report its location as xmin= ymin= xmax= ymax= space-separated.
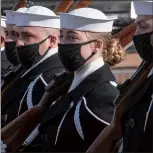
xmin=2 ymin=72 xmax=74 ymax=152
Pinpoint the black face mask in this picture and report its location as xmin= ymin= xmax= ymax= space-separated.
xmin=16 ymin=36 xmax=50 ymax=69
xmin=133 ymin=31 xmax=153 ymax=63
xmin=5 ymin=41 xmax=19 ymax=66
xmin=58 ymin=40 xmax=97 ymax=72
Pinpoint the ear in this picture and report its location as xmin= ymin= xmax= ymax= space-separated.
xmin=48 ymin=35 xmax=57 ymax=48
xmin=94 ymin=39 xmax=103 ymax=53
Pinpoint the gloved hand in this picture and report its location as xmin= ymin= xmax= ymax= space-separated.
xmin=1 ymin=140 xmax=7 ymax=153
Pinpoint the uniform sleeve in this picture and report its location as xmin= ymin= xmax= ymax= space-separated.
xmin=84 ymin=82 xmax=119 ymax=123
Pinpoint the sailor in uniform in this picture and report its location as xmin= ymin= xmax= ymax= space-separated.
xmin=117 ymin=1 xmax=153 ymax=152
xmin=32 ymin=8 xmax=125 ymax=152
xmin=1 ymin=16 xmax=10 ymax=76
xmin=1 ymin=6 xmax=65 ymax=129
xmin=1 ymin=8 xmax=28 ymax=90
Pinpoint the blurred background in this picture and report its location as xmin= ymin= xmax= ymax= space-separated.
xmin=1 ymin=0 xmax=142 ymax=83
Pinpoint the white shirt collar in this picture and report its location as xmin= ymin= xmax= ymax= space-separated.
xmin=1 ymin=47 xmax=5 ymax=52
xmin=21 ymin=47 xmax=58 ymax=78
xmin=68 ymin=57 xmax=104 ymax=92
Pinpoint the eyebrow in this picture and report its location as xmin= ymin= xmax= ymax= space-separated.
xmin=136 ymin=19 xmax=150 ymax=25
xmin=67 ymin=31 xmax=79 ymax=35
xmin=21 ymin=31 xmax=34 ymax=36
xmin=60 ymin=30 xmax=79 ymax=36
xmin=11 ymin=30 xmax=16 ymax=32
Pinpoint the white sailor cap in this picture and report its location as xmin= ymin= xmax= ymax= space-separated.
xmin=1 ymin=16 xmax=6 ymax=28
xmin=14 ymin=6 xmax=60 ymax=29
xmin=4 ymin=7 xmax=28 ymax=25
xmin=133 ymin=1 xmax=153 ymax=16
xmin=60 ymin=8 xmax=117 ymax=32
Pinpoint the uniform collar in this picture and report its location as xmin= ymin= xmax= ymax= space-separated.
xmin=1 ymin=47 xmax=5 ymax=51
xmin=68 ymin=57 xmax=104 ymax=92
xmin=21 ymin=47 xmax=58 ymax=78
xmin=69 ymin=63 xmax=116 ymax=102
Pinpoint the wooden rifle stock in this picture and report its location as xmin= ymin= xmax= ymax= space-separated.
xmin=87 ymin=61 xmax=153 ymax=153
xmin=54 ymin=0 xmax=74 ymax=14
xmin=1 ymin=73 xmax=73 ymax=152
xmin=114 ymin=22 xmax=137 ymax=49
xmin=71 ymin=0 xmax=92 ymax=10
xmin=12 ymin=0 xmax=27 ymax=10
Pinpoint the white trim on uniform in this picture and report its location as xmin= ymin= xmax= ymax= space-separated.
xmin=27 ymin=77 xmax=40 ymax=109
xmin=55 ymin=102 xmax=74 ymax=145
xmin=82 ymin=97 xmax=110 ymax=125
xmin=118 ymin=140 xmax=123 ymax=153
xmin=39 ymin=75 xmax=48 ymax=86
xmin=147 ymin=67 xmax=153 ymax=78
xmin=110 ymin=81 xmax=117 ymax=87
xmin=74 ymin=100 xmax=84 ymax=140
xmin=144 ymin=93 xmax=153 ymax=132
xmin=18 ymin=88 xmax=29 ymax=116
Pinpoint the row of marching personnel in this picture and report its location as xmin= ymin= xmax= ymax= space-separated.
xmin=1 ymin=1 xmax=153 ymax=152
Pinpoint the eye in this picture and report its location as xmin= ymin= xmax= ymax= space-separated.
xmin=5 ymin=31 xmax=9 ymax=37
xmin=27 ymin=34 xmax=32 ymax=38
xmin=23 ymin=33 xmax=32 ymax=40
xmin=15 ymin=32 xmax=19 ymax=38
xmin=59 ymin=35 xmax=63 ymax=38
xmin=67 ymin=35 xmax=78 ymax=40
xmin=139 ymin=24 xmax=148 ymax=30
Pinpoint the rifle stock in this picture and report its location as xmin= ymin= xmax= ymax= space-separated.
xmin=114 ymin=22 xmax=137 ymax=48
xmin=1 ymin=72 xmax=73 ymax=152
xmin=1 ymin=106 xmax=43 ymax=152
xmin=12 ymin=0 xmax=27 ymax=10
xmin=71 ymin=0 xmax=92 ymax=10
xmin=54 ymin=0 xmax=74 ymax=14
